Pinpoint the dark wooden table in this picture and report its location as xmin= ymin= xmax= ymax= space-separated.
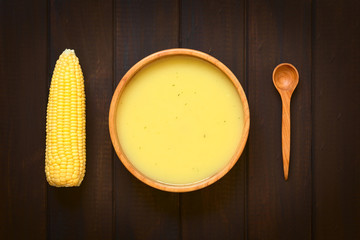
xmin=1 ymin=0 xmax=359 ymax=239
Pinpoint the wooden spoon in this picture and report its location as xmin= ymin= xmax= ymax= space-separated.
xmin=272 ymin=63 xmax=299 ymax=181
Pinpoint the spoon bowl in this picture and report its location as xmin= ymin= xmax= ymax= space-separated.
xmin=272 ymin=63 xmax=299 ymax=180
xmin=273 ymin=63 xmax=299 ymax=93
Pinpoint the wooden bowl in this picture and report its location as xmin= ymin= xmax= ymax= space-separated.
xmin=109 ymin=48 xmax=249 ymax=192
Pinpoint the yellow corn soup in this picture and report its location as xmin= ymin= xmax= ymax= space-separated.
xmin=116 ymin=55 xmax=244 ymax=185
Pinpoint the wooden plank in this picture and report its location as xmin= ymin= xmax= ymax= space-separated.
xmin=114 ymin=1 xmax=180 ymax=239
xmin=47 ymin=0 xmax=114 ymax=239
xmin=180 ymin=1 xmax=247 ymax=239
xmin=247 ymin=1 xmax=312 ymax=239
xmin=0 ymin=0 xmax=47 ymax=239
xmin=312 ymin=1 xmax=360 ymax=239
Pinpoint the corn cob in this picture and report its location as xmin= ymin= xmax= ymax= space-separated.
xmin=45 ymin=49 xmax=86 ymax=187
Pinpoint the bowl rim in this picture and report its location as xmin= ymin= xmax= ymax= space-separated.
xmin=109 ymin=48 xmax=250 ymax=192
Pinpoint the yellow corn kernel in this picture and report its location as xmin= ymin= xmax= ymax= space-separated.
xmin=45 ymin=49 xmax=86 ymax=187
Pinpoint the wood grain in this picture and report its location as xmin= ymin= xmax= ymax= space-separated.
xmin=0 ymin=0 xmax=47 ymax=239
xmin=47 ymin=0 xmax=114 ymax=239
xmin=114 ymin=1 xmax=180 ymax=239
xmin=247 ymin=0 xmax=312 ymax=239
xmin=312 ymin=0 xmax=360 ymax=239
xmin=180 ymin=0 xmax=247 ymax=239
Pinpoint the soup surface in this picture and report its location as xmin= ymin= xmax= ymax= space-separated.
xmin=116 ymin=55 xmax=244 ymax=185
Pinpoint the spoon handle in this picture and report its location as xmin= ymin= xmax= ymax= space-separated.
xmin=281 ymin=95 xmax=291 ymax=180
